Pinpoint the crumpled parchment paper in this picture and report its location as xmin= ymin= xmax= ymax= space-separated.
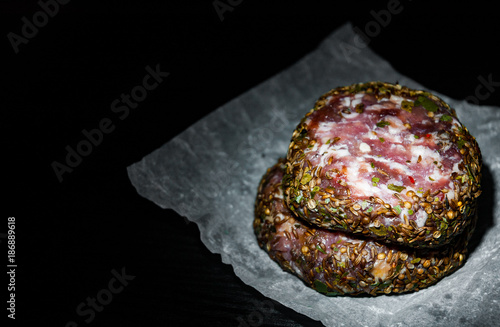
xmin=127 ymin=23 xmax=500 ymax=327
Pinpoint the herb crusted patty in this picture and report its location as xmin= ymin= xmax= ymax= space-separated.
xmin=282 ymin=82 xmax=482 ymax=248
xmin=254 ymin=159 xmax=475 ymax=296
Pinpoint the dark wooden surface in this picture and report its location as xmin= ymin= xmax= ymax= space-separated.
xmin=3 ymin=1 xmax=499 ymax=326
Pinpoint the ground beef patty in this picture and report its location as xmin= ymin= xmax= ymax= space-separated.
xmin=283 ymin=82 xmax=482 ymax=248
xmin=255 ymin=159 xmax=475 ymax=296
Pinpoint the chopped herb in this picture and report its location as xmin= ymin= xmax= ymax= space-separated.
xmin=370 ymin=225 xmax=388 ymax=236
xmin=355 ymin=103 xmax=365 ymax=113
xmin=366 ymin=206 xmax=373 ymax=213
xmin=394 ymin=205 xmax=402 ymax=215
xmin=408 ymin=209 xmax=414 ymax=215
xmin=401 ymin=100 xmax=414 ymax=113
xmin=379 ymin=86 xmax=389 ymax=94
xmin=371 ymin=162 xmax=375 ymax=168
xmin=300 ymin=173 xmax=312 ymax=184
xmin=429 ymin=176 xmax=435 ymax=181
xmin=311 ymin=186 xmax=320 ymax=197
xmin=466 ymin=164 xmax=473 ymax=180
xmin=388 ymin=184 xmax=406 ymax=192
xmin=338 ymin=261 xmax=346 ymax=268
xmin=333 ymin=247 xmax=339 ymax=251
xmin=380 ymin=280 xmax=393 ymax=289
xmin=295 ymin=194 xmax=303 ymax=203
xmin=414 ymin=95 xmax=438 ymax=112
xmin=440 ymin=114 xmax=452 ymax=122
xmin=376 ymin=120 xmax=391 ymax=128
xmin=411 ymin=257 xmax=421 ymax=264
xmin=414 ymin=135 xmax=420 ymax=139
xmin=372 ymin=177 xmax=380 ymax=186
xmin=316 ymin=245 xmax=327 ymax=254
xmin=314 ymin=280 xmax=328 ymax=293
xmin=379 ymin=137 xmax=385 ymax=142
xmin=457 ymin=138 xmax=465 ymax=149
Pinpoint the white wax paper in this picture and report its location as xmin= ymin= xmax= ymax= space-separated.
xmin=127 ymin=23 xmax=500 ymax=327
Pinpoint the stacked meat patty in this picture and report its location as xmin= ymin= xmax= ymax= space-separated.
xmin=254 ymin=81 xmax=482 ymax=296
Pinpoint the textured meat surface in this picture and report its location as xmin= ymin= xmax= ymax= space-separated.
xmin=254 ymin=160 xmax=474 ymax=296
xmin=283 ymin=82 xmax=482 ymax=248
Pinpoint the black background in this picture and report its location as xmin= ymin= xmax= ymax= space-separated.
xmin=2 ymin=1 xmax=500 ymax=326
